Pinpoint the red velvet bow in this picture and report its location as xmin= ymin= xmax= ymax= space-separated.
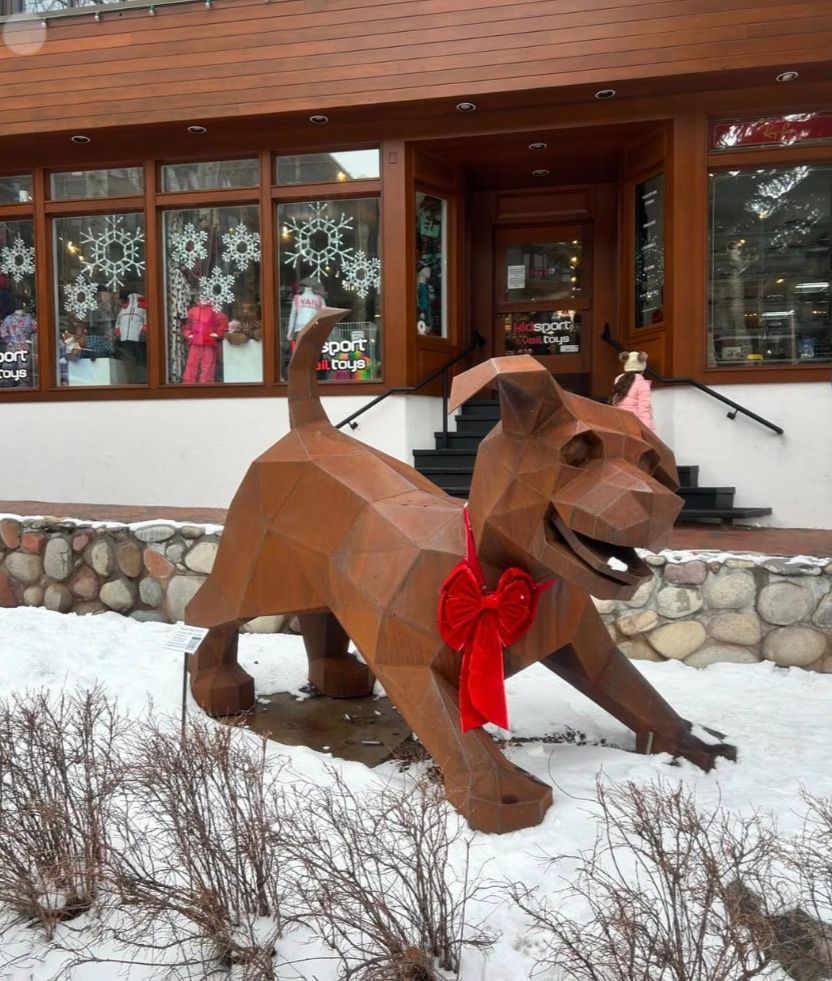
xmin=438 ymin=509 xmax=553 ymax=733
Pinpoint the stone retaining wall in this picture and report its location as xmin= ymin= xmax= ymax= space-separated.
xmin=1 ymin=516 xmax=830 ymax=669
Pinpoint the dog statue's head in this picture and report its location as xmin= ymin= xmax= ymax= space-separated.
xmin=450 ymin=356 xmax=682 ymax=600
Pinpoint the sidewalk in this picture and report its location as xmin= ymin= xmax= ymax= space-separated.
xmin=1 ymin=501 xmax=830 ymax=558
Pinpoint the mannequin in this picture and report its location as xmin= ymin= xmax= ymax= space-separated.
xmin=0 ymin=303 xmax=37 ymax=387
xmin=115 ymin=292 xmax=148 ymax=379
xmin=182 ymin=301 xmax=228 ymax=384
xmin=287 ymin=277 xmax=324 ymax=346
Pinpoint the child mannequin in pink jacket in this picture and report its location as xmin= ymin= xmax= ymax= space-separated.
xmin=611 ymin=350 xmax=654 ymax=430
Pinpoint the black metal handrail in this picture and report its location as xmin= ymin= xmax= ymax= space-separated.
xmin=335 ymin=332 xmax=487 ymax=443
xmin=600 ymin=324 xmax=784 ymax=435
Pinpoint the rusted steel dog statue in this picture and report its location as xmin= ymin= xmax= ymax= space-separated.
xmin=187 ymin=308 xmax=735 ymax=833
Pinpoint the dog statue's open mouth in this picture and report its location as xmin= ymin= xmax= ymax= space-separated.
xmin=546 ymin=512 xmax=650 ymax=586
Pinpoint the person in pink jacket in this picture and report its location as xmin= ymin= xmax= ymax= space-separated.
xmin=611 ymin=350 xmax=655 ymax=431
xmin=182 ymin=301 xmax=228 ymax=384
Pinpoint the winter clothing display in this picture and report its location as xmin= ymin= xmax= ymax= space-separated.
xmin=114 ymin=293 xmax=147 ymax=342
xmin=287 ymin=284 xmax=324 ymax=340
xmin=182 ymin=302 xmax=228 ymax=384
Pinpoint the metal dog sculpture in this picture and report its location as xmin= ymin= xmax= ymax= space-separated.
xmin=187 ymin=308 xmax=735 ymax=833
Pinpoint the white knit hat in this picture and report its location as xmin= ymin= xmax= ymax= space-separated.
xmin=620 ymin=350 xmax=648 ymax=373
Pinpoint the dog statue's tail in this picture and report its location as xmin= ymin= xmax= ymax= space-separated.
xmin=287 ymin=307 xmax=351 ymax=429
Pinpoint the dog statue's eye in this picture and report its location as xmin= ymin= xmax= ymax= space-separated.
xmin=561 ymin=434 xmax=598 ymax=467
xmin=638 ymin=449 xmax=660 ymax=474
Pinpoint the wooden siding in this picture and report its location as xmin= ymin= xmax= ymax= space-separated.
xmin=1 ymin=0 xmax=831 ymax=136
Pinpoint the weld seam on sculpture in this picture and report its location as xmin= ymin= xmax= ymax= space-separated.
xmin=185 ymin=307 xmax=737 ymax=835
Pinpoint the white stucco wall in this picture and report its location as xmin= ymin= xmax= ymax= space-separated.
xmin=0 ymin=395 xmax=444 ymax=509
xmin=653 ymin=382 xmax=831 ymax=529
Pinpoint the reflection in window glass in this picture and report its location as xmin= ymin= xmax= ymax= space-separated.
xmin=711 ymin=112 xmax=832 ymax=152
xmin=708 ymin=165 xmax=832 ymax=366
xmin=0 ymin=219 xmax=38 ymax=389
xmin=503 ymin=239 xmax=582 ymax=304
xmin=635 ymin=174 xmax=665 ymax=327
xmin=416 ymin=193 xmax=447 ymax=337
xmin=278 ymin=197 xmax=381 ymax=381
xmin=54 ymin=213 xmax=146 ymax=387
xmin=0 ymin=175 xmax=33 ymax=205
xmin=51 ymin=167 xmax=144 ymax=200
xmin=276 ymin=149 xmax=380 ymax=185
xmin=162 ymin=159 xmax=259 ymax=192
xmin=164 ymin=206 xmax=262 ymax=385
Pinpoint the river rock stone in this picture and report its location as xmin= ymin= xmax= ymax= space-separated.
xmin=619 ymin=638 xmax=663 ymax=661
xmin=763 ymin=626 xmax=827 ymax=667
xmin=624 ymin=577 xmax=656 ymax=609
xmin=591 ymin=596 xmax=617 ymax=614
xmin=725 ymin=558 xmax=756 ymax=569
xmin=241 ymin=615 xmax=286 ymax=634
xmin=72 ymin=531 xmax=92 ymax=553
xmin=117 ymin=541 xmax=143 ymax=579
xmin=708 ymin=612 xmax=762 ymax=646
xmin=5 ymin=551 xmax=42 ymax=584
xmin=166 ymin=575 xmax=205 ymax=623
xmin=615 ymin=610 xmax=659 ymax=636
xmin=69 ymin=566 xmax=99 ymax=601
xmin=686 ymin=645 xmax=761 ymax=668
xmin=74 ymin=600 xmax=108 ymax=616
xmin=644 ymin=553 xmax=667 ymax=567
xmin=100 ymin=578 xmax=137 ymax=613
xmin=43 ymin=537 xmax=73 ymax=581
xmin=0 ymin=518 xmax=21 ymax=549
xmin=165 ymin=542 xmax=186 ymax=564
xmin=825 ymin=563 xmax=832 ymax=575
xmin=812 ymin=591 xmax=832 ymax=628
xmin=762 ymin=558 xmax=821 ymax=577
xmin=88 ymin=538 xmax=115 ymax=577
xmin=815 ymin=654 xmax=832 ymax=674
xmin=180 ymin=525 xmax=205 ymax=539
xmin=704 ymin=572 xmax=755 ymax=610
xmin=144 ymin=548 xmax=174 ymax=579
xmin=22 ymin=585 xmax=43 ymax=607
xmin=647 ymin=620 xmax=707 ymax=659
xmin=664 ymin=560 xmax=707 ymax=585
xmin=656 ymin=585 xmax=703 ymax=619
xmin=0 ymin=571 xmax=16 ymax=607
xmin=131 ymin=610 xmax=169 ymax=623
xmin=134 ymin=523 xmax=177 ymax=544
xmin=139 ymin=576 xmax=163 ymax=607
xmin=20 ymin=531 xmax=46 ymax=554
xmin=184 ymin=541 xmax=218 ymax=574
xmin=757 ymin=582 xmax=815 ymax=626
xmin=44 ymin=583 xmax=73 ymax=613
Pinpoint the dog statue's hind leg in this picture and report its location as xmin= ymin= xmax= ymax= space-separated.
xmin=299 ymin=611 xmax=374 ymax=698
xmin=544 ymin=604 xmax=737 ymax=770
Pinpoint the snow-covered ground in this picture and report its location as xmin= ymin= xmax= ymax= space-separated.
xmin=1 ymin=605 xmax=830 ymax=979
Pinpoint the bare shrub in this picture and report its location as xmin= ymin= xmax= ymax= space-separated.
xmin=511 ymin=777 xmax=781 ymax=981
xmin=284 ymin=769 xmax=495 ymax=981
xmin=110 ymin=718 xmax=289 ymax=981
xmin=0 ymin=687 xmax=124 ymax=940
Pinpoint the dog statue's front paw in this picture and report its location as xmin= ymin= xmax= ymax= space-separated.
xmin=638 ymin=722 xmax=737 ymax=772
xmin=446 ymin=760 xmax=553 ymax=834
xmin=191 ymin=663 xmax=255 ymax=717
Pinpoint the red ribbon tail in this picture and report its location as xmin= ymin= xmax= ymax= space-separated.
xmin=459 ymin=614 xmax=509 ymax=733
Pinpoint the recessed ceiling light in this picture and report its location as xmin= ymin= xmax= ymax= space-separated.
xmin=532 ymin=169 xmax=550 ymax=177
xmin=456 ymin=102 xmax=477 ymax=112
xmin=71 ymin=135 xmax=91 ymax=144
xmin=594 ymin=88 xmax=616 ymax=100
xmin=775 ymin=70 xmax=799 ymax=82
xmin=187 ymin=125 xmax=207 ymax=134
xmin=309 ymin=114 xmax=329 ymax=125
xmin=529 ymin=142 xmax=548 ymax=151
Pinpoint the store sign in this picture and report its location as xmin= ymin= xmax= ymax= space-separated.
xmin=0 ymin=348 xmax=31 ymax=384
xmin=314 ymin=322 xmax=378 ymax=380
xmin=503 ymin=310 xmax=581 ymax=355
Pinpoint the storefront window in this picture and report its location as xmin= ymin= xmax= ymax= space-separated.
xmin=0 ymin=219 xmax=37 ymax=389
xmin=415 ymin=193 xmax=447 ymax=337
xmin=54 ymin=212 xmax=146 ymax=386
xmin=0 ymin=174 xmax=33 ymax=205
xmin=163 ymin=205 xmax=262 ymax=385
xmin=503 ymin=239 xmax=582 ymax=304
xmin=51 ymin=167 xmax=144 ymax=200
xmin=276 ymin=150 xmax=380 ymax=186
xmin=161 ymin=159 xmax=259 ymax=192
xmin=277 ymin=197 xmax=381 ymax=381
xmin=711 ymin=112 xmax=832 ymax=152
xmin=708 ymin=165 xmax=832 ymax=366
xmin=634 ymin=174 xmax=665 ymax=327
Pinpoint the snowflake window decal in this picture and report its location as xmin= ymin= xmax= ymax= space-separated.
xmin=341 ymin=250 xmax=381 ymax=299
xmin=281 ymin=202 xmax=354 ymax=279
xmin=81 ymin=215 xmax=145 ymax=291
xmin=0 ymin=237 xmax=36 ymax=285
xmin=198 ymin=267 xmax=236 ymax=311
xmin=169 ymin=223 xmax=209 ymax=269
xmin=63 ymin=273 xmax=100 ymax=319
xmin=222 ymin=223 xmax=261 ymax=273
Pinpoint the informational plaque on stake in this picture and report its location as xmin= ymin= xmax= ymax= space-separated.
xmin=165 ymin=624 xmax=209 ymax=654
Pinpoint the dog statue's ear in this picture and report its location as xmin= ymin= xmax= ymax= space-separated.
xmin=449 ymin=355 xmax=564 ymax=436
